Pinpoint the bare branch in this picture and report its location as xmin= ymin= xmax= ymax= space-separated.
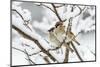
xmin=24 ymin=49 xmax=35 ymax=64
xmin=12 ymin=25 xmax=57 ymax=62
xmin=51 ymin=3 xmax=62 ymax=22
xmin=12 ymin=47 xmax=26 ymax=54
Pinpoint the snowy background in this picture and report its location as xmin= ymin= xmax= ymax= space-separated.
xmin=12 ymin=1 xmax=96 ymax=66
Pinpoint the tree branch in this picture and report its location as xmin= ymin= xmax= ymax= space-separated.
xmin=12 ymin=47 xmax=26 ymax=54
xmin=63 ymin=47 xmax=69 ymax=62
xmin=70 ymin=42 xmax=83 ymax=61
xmin=51 ymin=3 xmax=62 ymax=22
xmin=12 ymin=24 xmax=57 ymax=62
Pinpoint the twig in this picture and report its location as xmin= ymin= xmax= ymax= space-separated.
xmin=74 ymin=6 xmax=84 ymax=18
xmin=25 ymin=58 xmax=35 ymax=65
xmin=12 ymin=47 xmax=26 ymax=54
xmin=70 ymin=42 xmax=83 ymax=61
xmin=41 ymin=3 xmax=55 ymax=13
xmin=12 ymin=25 xmax=57 ymax=62
xmin=24 ymin=49 xmax=35 ymax=64
xmin=29 ymin=51 xmax=42 ymax=56
xmin=12 ymin=9 xmax=24 ymax=21
xmin=34 ymin=3 xmax=63 ymax=22
xmin=21 ymin=43 xmax=34 ymax=49
xmin=12 ymin=9 xmax=32 ymax=31
xmin=51 ymin=3 xmax=62 ymax=22
xmin=12 ymin=47 xmax=41 ymax=56
xmin=69 ymin=6 xmax=86 ymax=23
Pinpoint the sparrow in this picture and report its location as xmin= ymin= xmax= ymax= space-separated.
xmin=54 ymin=23 xmax=66 ymax=42
xmin=48 ymin=30 xmax=61 ymax=48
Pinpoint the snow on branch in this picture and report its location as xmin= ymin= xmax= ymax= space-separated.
xmin=12 ymin=24 xmax=57 ymax=62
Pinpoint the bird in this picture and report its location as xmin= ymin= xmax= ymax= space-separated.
xmin=54 ymin=23 xmax=66 ymax=42
xmin=48 ymin=29 xmax=61 ymax=48
xmin=48 ymin=23 xmax=74 ymax=52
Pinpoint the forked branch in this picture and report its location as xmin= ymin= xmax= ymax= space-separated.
xmin=12 ymin=9 xmax=32 ymax=31
xmin=12 ymin=25 xmax=57 ymax=62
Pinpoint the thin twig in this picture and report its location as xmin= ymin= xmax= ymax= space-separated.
xmin=74 ymin=6 xmax=84 ymax=18
xmin=41 ymin=3 xmax=55 ymax=13
xmin=70 ymin=42 xmax=83 ymax=61
xmin=12 ymin=9 xmax=24 ymax=21
xmin=69 ymin=6 xmax=86 ymax=23
xmin=51 ymin=3 xmax=62 ymax=22
xmin=12 ymin=47 xmax=25 ymax=54
xmin=29 ymin=51 xmax=42 ymax=56
xmin=12 ymin=47 xmax=41 ymax=56
xmin=25 ymin=58 xmax=35 ymax=65
xmin=12 ymin=25 xmax=57 ymax=62
xmin=21 ymin=43 xmax=34 ymax=49
xmin=24 ymin=49 xmax=35 ymax=64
